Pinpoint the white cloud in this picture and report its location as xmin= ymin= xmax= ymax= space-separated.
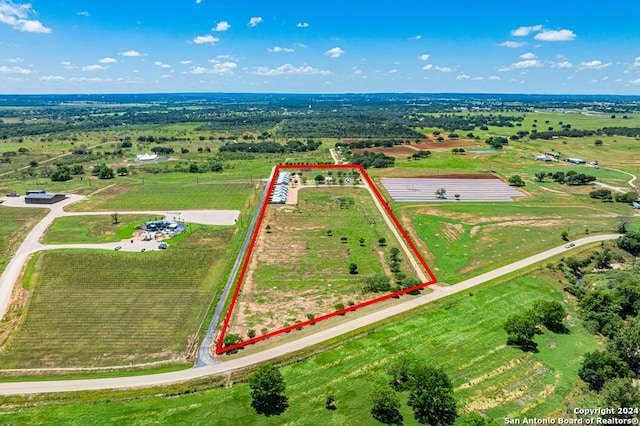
xmin=519 ymin=52 xmax=536 ymax=60
xmin=410 ymin=35 xmax=422 ymax=40
xmin=500 ymin=41 xmax=527 ymax=48
xmin=422 ymin=64 xmax=432 ymax=70
xmin=39 ymin=75 xmax=64 ymax=81
xmin=434 ymin=66 xmax=453 ymax=72
xmin=456 ymin=74 xmax=470 ymax=80
xmin=296 ymin=22 xmax=309 ymax=28
xmin=488 ymin=76 xmax=501 ymax=80
xmin=325 ymin=47 xmax=345 ymax=58
xmin=388 ymin=69 xmax=397 ymax=74
xmin=180 ymin=60 xmax=193 ymax=65
xmin=213 ymin=21 xmax=230 ymax=32
xmin=154 ymin=61 xmax=171 ymax=68
xmin=82 ymin=64 xmax=108 ymax=71
xmin=511 ymin=25 xmax=542 ymax=37
xmin=417 ymin=54 xmax=430 ymax=61
xmin=250 ymin=63 xmax=330 ymax=76
xmin=248 ymin=17 xmax=262 ymax=27
xmin=161 ymin=74 xmax=171 ymax=79
xmin=99 ymin=57 xmax=117 ymax=64
xmin=555 ymin=61 xmax=573 ymax=69
xmin=498 ymin=59 xmax=543 ymax=71
xmin=195 ymin=0 xmax=202 ymax=3
xmin=119 ymin=50 xmax=147 ymax=57
xmin=190 ymin=61 xmax=237 ymax=75
xmin=69 ymin=77 xmax=113 ymax=83
xmin=631 ymin=78 xmax=640 ymax=85
xmin=61 ymin=61 xmax=77 ymax=70
xmin=77 ymin=11 xmax=89 ymax=17
xmin=534 ymin=29 xmax=576 ymax=42
xmin=0 ymin=65 xmax=31 ymax=74
xmin=7 ymin=57 xmax=22 ymax=63
xmin=579 ymin=60 xmax=612 ymax=70
xmin=0 ymin=1 xmax=52 ymax=33
xmin=192 ymin=34 xmax=219 ymax=45
xmin=633 ymin=56 xmax=640 ymax=67
xmin=268 ymin=46 xmax=294 ymax=53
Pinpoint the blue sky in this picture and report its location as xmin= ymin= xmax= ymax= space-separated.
xmin=1 ymin=0 xmax=640 ymax=94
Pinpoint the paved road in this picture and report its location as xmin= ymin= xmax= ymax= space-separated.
xmin=0 ymin=233 xmax=619 ymax=395
xmin=196 ymin=170 xmax=273 ymax=367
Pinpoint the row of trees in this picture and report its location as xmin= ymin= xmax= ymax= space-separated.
xmin=350 ymin=152 xmax=395 ymax=169
xmin=503 ymin=300 xmax=567 ymax=350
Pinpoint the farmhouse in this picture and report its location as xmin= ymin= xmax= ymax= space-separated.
xmin=535 ymin=155 xmax=552 ymax=162
xmin=564 ymin=157 xmax=586 ymax=164
xmin=24 ymin=193 xmax=66 ymax=205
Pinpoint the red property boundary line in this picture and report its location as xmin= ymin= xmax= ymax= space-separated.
xmin=215 ymin=164 xmax=437 ymax=355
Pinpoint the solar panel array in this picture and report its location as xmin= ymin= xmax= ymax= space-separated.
xmin=380 ymin=178 xmax=526 ymax=202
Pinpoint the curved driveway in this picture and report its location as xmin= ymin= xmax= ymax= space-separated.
xmin=0 ymin=233 xmax=619 ymax=395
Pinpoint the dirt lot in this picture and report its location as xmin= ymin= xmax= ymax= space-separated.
xmin=347 ymin=139 xmax=479 ymax=156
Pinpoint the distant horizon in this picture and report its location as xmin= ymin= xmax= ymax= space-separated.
xmin=1 ymin=1 xmax=639 ymax=95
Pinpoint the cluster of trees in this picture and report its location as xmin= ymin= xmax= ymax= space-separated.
xmin=535 ymin=170 xmax=597 ymax=186
xmin=528 ymin=128 xmax=594 ymax=140
xmin=590 ymin=189 xmax=637 ymax=203
xmin=559 ymin=245 xmax=640 ymax=407
xmin=503 ymin=300 xmax=567 ymax=350
xmin=150 ymin=146 xmax=175 ymax=155
xmin=410 ymin=150 xmax=432 ymax=160
xmin=92 ymin=163 xmax=115 ymax=179
xmin=336 ymin=139 xmax=412 ymax=149
xmin=136 ymin=135 xmax=190 ymax=143
xmin=407 ymin=113 xmax=523 ymax=132
xmin=485 ymin=136 xmax=509 ymax=149
xmin=371 ymin=357 xmax=457 ymax=425
xmin=598 ymin=126 xmax=640 ymax=137
xmin=362 ymin=274 xmax=391 ymax=292
xmin=219 ymin=139 xmax=321 ymax=154
xmin=350 ymin=152 xmax=395 ymax=169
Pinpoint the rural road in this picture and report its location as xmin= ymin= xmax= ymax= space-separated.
xmin=0 ymin=233 xmax=619 ymax=395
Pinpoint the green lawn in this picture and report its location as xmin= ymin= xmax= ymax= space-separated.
xmin=0 ymin=270 xmax=599 ymax=424
xmin=42 ymin=214 xmax=153 ymax=244
xmin=68 ymin=179 xmax=255 ymax=211
xmin=0 ymin=205 xmax=46 ymax=272
xmin=0 ymin=227 xmax=237 ymax=368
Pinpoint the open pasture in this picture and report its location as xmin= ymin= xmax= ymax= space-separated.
xmin=68 ymin=178 xmax=255 ymax=212
xmin=225 ymin=184 xmax=422 ymax=342
xmin=42 ymin=214 xmax=152 ymax=244
xmin=0 ymin=205 xmax=46 ymax=271
xmin=0 ymin=227 xmax=237 ymax=368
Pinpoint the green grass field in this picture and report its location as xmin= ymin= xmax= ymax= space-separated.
xmin=228 ymin=185 xmax=421 ymax=336
xmin=0 ymin=205 xmax=46 ymax=271
xmin=0 ymin=227 xmax=237 ymax=368
xmin=0 ymin=269 xmax=599 ymax=424
xmin=42 ymin=214 xmax=153 ymax=244
xmin=68 ymin=179 xmax=255 ymax=211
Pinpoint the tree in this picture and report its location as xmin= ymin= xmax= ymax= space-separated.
xmin=534 ymin=172 xmax=547 ymax=182
xmin=617 ymin=217 xmax=631 ymax=234
xmin=617 ymin=231 xmax=640 ymax=256
xmin=349 ymin=263 xmax=358 ymax=274
xmin=314 ymin=174 xmax=325 ymax=183
xmin=378 ymin=238 xmax=387 ymax=247
xmin=578 ymin=350 xmax=633 ymax=391
xmin=388 ymin=356 xmax=417 ymax=391
xmin=248 ymin=364 xmax=289 ymax=417
xmin=96 ymin=165 xmax=115 ymax=179
xmin=111 ymin=213 xmax=119 ymax=224
xmin=599 ymin=378 xmax=640 ymax=418
xmin=325 ymin=394 xmax=337 ymax=410
xmin=503 ymin=311 xmax=539 ymax=349
xmin=435 ymin=187 xmax=447 ymax=199
xmin=608 ymin=317 xmax=640 ymax=374
xmin=222 ymin=333 xmax=242 ymax=347
xmin=370 ymin=385 xmax=403 ymax=425
xmin=561 ymin=231 xmax=569 ymax=241
xmin=407 ymin=365 xmax=457 ymax=425
xmin=50 ymin=166 xmax=72 ymax=182
xmin=532 ymin=300 xmax=567 ymax=331
xmin=116 ymin=166 xmax=129 ymax=176
xmin=594 ymin=139 xmax=603 ymax=146
xmin=594 ymin=248 xmax=612 ymax=269
xmin=362 ymin=274 xmax=391 ymax=292
xmin=508 ymin=175 xmax=525 ymax=186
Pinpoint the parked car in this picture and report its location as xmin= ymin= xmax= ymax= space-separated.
xmin=114 ymin=246 xmax=122 ymax=251
xmin=158 ymin=242 xmax=168 ymax=249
